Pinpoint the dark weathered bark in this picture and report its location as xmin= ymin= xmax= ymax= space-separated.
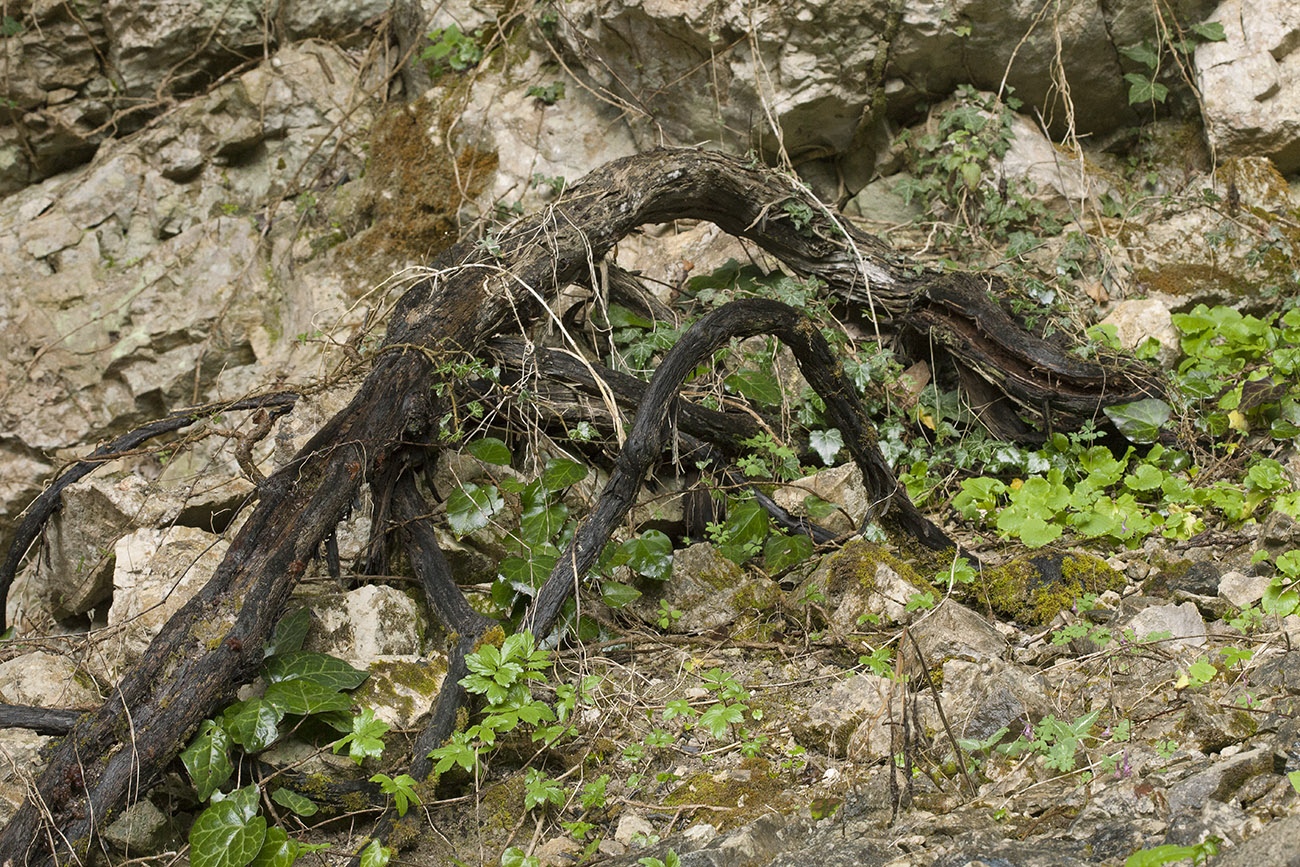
xmin=0 ymin=148 xmax=1157 ymax=864
xmin=0 ymin=704 xmax=81 ymax=735
xmin=522 ymin=297 xmax=954 ymax=638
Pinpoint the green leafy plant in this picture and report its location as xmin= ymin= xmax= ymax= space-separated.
xmin=896 ymin=85 xmax=1057 ymax=245
xmin=369 ymin=773 xmax=421 ymax=817
xmin=1119 ymin=20 xmax=1225 ymax=106
xmin=1124 ymin=837 xmax=1219 ymax=867
xmin=420 ymin=24 xmax=484 ymax=76
xmin=181 ymin=609 xmax=369 ymax=867
xmin=428 ymin=632 xmax=558 ymax=776
xmin=526 ymin=81 xmax=566 ymax=105
xmin=523 ymin=767 xmax=564 ymax=811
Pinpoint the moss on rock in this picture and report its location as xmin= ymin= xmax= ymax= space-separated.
xmin=974 ymin=552 xmax=1124 ymax=626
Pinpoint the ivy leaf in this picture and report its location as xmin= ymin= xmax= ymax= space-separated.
xmin=263 ymin=679 xmax=352 ymax=717
xmin=447 ymin=483 xmax=504 ymax=537
xmin=221 ymin=699 xmax=284 ymax=753
xmin=808 ymin=429 xmax=843 ymax=465
xmin=466 ymin=436 xmax=512 ymax=466
xmin=1190 ymin=21 xmax=1226 ymax=41
xmin=499 ymin=553 xmax=557 ymax=593
xmin=1104 ymin=399 xmax=1172 ymax=443
xmin=1119 ymin=41 xmax=1160 ymax=69
xmin=540 ymin=458 xmax=588 ymax=492
xmin=764 ymin=533 xmax=813 ymax=572
xmin=359 ymin=840 xmax=391 ymax=867
xmin=717 ymin=500 xmax=770 ymax=564
xmin=181 ymin=720 xmax=234 ymax=802
xmin=725 ymin=369 xmax=782 ymax=406
xmin=520 ymin=500 xmax=569 ymax=548
xmin=600 ymin=580 xmax=641 ymax=608
xmin=264 ymin=608 xmax=310 ymax=658
xmin=189 ymin=785 xmax=266 ymax=867
xmin=270 ymin=787 xmax=318 ymax=817
xmin=620 ymin=530 xmax=674 ymax=580
xmin=264 ymin=652 xmax=369 ymax=691
xmin=249 ymin=826 xmax=298 ymax=867
xmin=1124 ymin=73 xmax=1169 ymax=104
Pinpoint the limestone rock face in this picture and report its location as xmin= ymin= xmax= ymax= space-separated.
xmin=96 ymin=526 xmax=229 ymax=680
xmin=1099 ymin=298 xmax=1179 ymax=368
xmin=557 ymin=0 xmax=891 ymax=169
xmin=1195 ymin=0 xmax=1300 ymax=172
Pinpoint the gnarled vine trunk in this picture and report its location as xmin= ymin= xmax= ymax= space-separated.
xmin=0 ymin=148 xmax=1157 ymax=864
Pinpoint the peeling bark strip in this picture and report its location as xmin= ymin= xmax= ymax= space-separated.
xmin=0 ymin=148 xmax=1157 ymax=864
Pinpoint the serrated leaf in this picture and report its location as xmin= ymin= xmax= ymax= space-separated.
xmin=222 ymin=699 xmax=284 ymax=753
xmin=189 ymin=785 xmax=267 ymax=867
xmin=182 ymin=720 xmax=234 ymax=802
xmin=331 ymin=708 xmax=390 ymax=765
xmin=264 ymin=608 xmax=310 ymax=658
xmin=447 ymin=483 xmax=504 ymax=537
xmin=270 ymin=787 xmax=318 ymax=817
xmin=466 ymin=436 xmax=512 ymax=466
xmin=1104 ymin=399 xmax=1172 ymax=443
xmin=698 ymin=702 xmax=746 ymax=739
xmin=725 ymin=369 xmax=782 ymax=406
xmin=540 ymin=458 xmax=588 ymax=492
xmin=263 ymin=679 xmax=352 ymax=717
xmin=264 ymin=651 xmax=369 ymax=690
xmin=764 ymin=533 xmax=813 ymax=572
xmin=808 ymin=429 xmax=843 ymax=465
xmin=600 ymin=580 xmax=641 ymax=608
xmin=621 ymin=530 xmax=673 ymax=580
